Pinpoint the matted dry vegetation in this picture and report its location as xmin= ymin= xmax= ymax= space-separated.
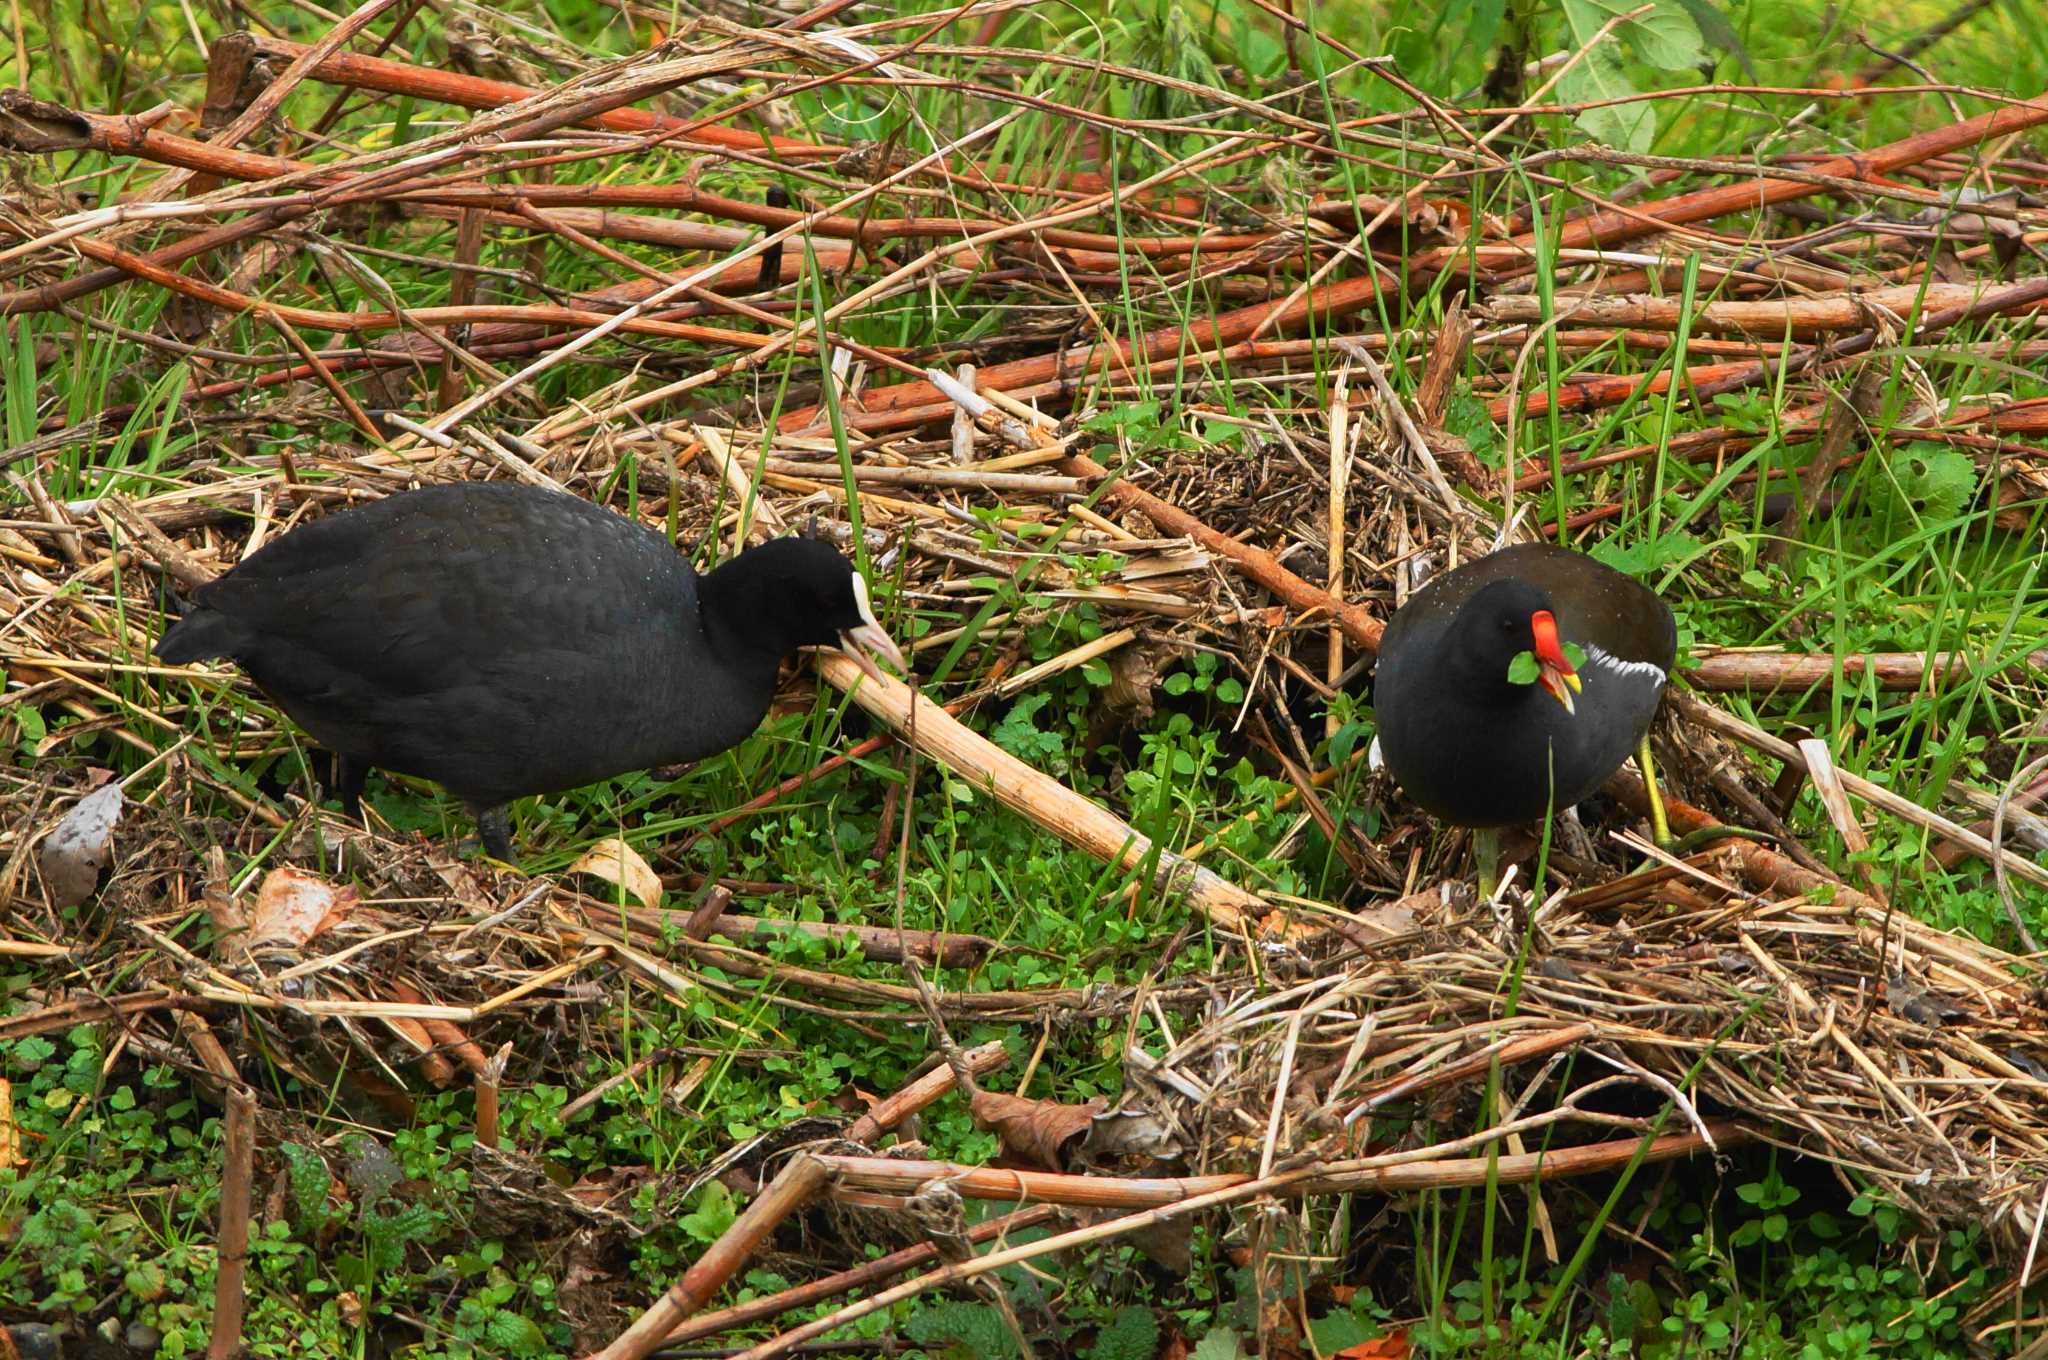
xmin=5 ymin=3 xmax=2048 ymax=1354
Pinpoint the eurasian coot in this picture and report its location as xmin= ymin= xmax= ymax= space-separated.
xmin=1370 ymin=543 xmax=1676 ymax=889
xmin=156 ymin=482 xmax=906 ymax=860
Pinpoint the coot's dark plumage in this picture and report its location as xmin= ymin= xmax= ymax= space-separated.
xmin=1372 ymin=543 xmax=1675 ymax=850
xmin=156 ymin=482 xmax=905 ymax=860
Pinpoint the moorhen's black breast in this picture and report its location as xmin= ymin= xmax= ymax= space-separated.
xmin=159 ymin=483 xmax=776 ymax=808
xmin=1372 ymin=544 xmax=1675 ymax=827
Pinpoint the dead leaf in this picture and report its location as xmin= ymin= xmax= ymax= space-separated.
xmin=1336 ymin=1330 xmax=1410 ymax=1359
xmin=1348 ymin=897 xmax=1421 ymax=939
xmin=1075 ymin=1105 xmax=1183 ymax=1165
xmin=1886 ymin=971 xmax=1969 ymax=1028
xmin=969 ymin=1089 xmax=1102 ymax=1170
xmin=38 ymin=781 xmax=123 ymax=907
xmin=247 ymin=866 xmax=360 ymax=954
xmin=0 ymin=1079 xmax=22 ymax=1170
xmin=1126 ymin=1217 xmax=1193 ymax=1274
xmin=570 ymin=838 xmax=663 ymax=909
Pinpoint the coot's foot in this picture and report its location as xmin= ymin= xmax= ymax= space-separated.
xmin=334 ymin=753 xmax=368 ymax=823
xmin=475 ymin=805 xmax=516 ymax=864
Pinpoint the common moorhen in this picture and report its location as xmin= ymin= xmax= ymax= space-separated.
xmin=156 ymin=483 xmax=907 ymax=860
xmin=1370 ymin=543 xmax=1676 ymax=889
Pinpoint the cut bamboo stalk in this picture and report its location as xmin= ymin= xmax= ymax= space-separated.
xmin=660 ymin=1204 xmax=1060 ymax=1348
xmin=1485 ymin=282 xmax=2044 ymax=338
xmin=813 ymin=654 xmax=1269 ymax=933
xmin=733 ymin=1125 xmax=1740 ymax=1360
xmin=1687 ymin=648 xmax=2048 ymax=692
xmin=846 ymin=1039 xmax=1009 ymax=1143
xmin=1798 ymin=738 xmax=1890 ymax=908
xmin=205 ymin=1084 xmax=256 ymax=1360
xmin=1518 ymin=91 xmax=2048 ymax=255
xmin=617 ymin=1044 xmax=1005 ymax=1354
xmin=678 ymin=911 xmax=997 ymax=968
xmin=1326 ymin=361 xmax=1350 ymax=741
xmin=587 ymin=1152 xmax=834 ymax=1360
xmin=824 ymin=1155 xmax=1251 ymax=1207
xmin=993 ymin=627 xmax=1138 ymax=699
xmin=1677 ymin=694 xmax=2048 ymax=893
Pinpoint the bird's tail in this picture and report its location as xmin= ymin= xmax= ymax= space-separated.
xmin=154 ymin=608 xmax=242 ymax=664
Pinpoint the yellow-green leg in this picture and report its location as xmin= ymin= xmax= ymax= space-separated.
xmin=1637 ymin=733 xmax=1672 ymax=849
xmin=1474 ymin=825 xmax=1502 ymax=898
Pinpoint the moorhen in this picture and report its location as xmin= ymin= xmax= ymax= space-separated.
xmin=1370 ymin=543 xmax=1676 ymax=890
xmin=156 ymin=482 xmax=906 ymax=861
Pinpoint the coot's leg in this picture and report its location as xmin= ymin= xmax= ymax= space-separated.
xmin=475 ymin=805 xmax=515 ymax=863
xmin=334 ymin=754 xmax=368 ymax=823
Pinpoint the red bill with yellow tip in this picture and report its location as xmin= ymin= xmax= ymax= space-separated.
xmin=1530 ymin=609 xmax=1582 ymax=714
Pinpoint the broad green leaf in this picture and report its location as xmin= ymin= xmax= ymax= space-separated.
xmin=1556 ymin=42 xmax=1654 ymax=153
xmin=1507 ymin=651 xmax=1542 ymax=685
xmin=1560 ymin=0 xmax=1709 ymax=149
xmin=1672 ymin=0 xmax=1755 ymax=75
xmin=1625 ymin=0 xmax=1707 ymax=69
xmin=1190 ymin=1329 xmax=1250 ymax=1360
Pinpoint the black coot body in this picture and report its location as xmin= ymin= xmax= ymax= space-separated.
xmin=1372 ymin=543 xmax=1675 ymax=828
xmin=156 ymin=483 xmax=904 ymax=858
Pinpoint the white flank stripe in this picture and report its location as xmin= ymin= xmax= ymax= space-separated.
xmin=1584 ymin=642 xmax=1667 ymax=685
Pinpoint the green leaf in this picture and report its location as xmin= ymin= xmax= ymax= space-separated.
xmin=484 ymin=1310 xmax=546 ymax=1354
xmin=1507 ymin=651 xmax=1541 ymax=685
xmin=1087 ymin=1305 xmax=1161 ymax=1360
xmin=679 ymin=1181 xmax=737 ymax=1245
xmin=1558 ymin=0 xmax=1706 ymax=150
xmin=1882 ymin=444 xmax=1977 ymax=522
xmin=1557 ymin=45 xmax=1653 ymax=153
xmin=1590 ymin=528 xmax=1703 ymax=576
xmin=1307 ymin=1305 xmax=1377 ymax=1353
xmin=1623 ymin=0 xmax=1707 ymax=68
xmin=1190 ymin=1328 xmax=1250 ymax=1360
xmin=907 ymin=1301 xmax=1018 ymax=1360
xmin=1562 ymin=641 xmax=1588 ymax=670
xmin=1671 ymin=0 xmax=1755 ymax=75
xmin=1239 ymin=21 xmax=1286 ymax=80
xmin=1329 ymin=720 xmax=1364 ymax=766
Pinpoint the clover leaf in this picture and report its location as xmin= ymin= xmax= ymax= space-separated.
xmin=1509 ymin=642 xmax=1587 ymax=685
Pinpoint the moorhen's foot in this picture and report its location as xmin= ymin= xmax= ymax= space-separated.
xmin=1556 ymin=809 xmax=1598 ymax=862
xmin=1667 ymin=824 xmax=1773 ymax=854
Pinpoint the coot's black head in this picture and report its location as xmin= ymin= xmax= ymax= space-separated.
xmin=1445 ymin=577 xmax=1582 ymax=713
xmin=701 ymin=537 xmax=907 ymax=676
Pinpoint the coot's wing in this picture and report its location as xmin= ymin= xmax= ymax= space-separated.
xmin=197 ymin=487 xmax=690 ymax=700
